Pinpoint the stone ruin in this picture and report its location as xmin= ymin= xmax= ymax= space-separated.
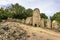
xmin=46 ymin=19 xmax=51 ymax=29
xmin=32 ymin=8 xmax=41 ymax=27
xmin=25 ymin=8 xmax=50 ymax=28
xmin=2 ymin=8 xmax=60 ymax=30
xmin=40 ymin=18 xmax=45 ymax=28
xmin=24 ymin=8 xmax=60 ymax=30
xmin=25 ymin=17 xmax=32 ymax=25
xmin=52 ymin=20 xmax=59 ymax=30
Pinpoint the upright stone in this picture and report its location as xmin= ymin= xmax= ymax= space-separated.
xmin=21 ymin=19 xmax=25 ymax=24
xmin=32 ymin=8 xmax=41 ymax=27
xmin=40 ymin=19 xmax=45 ymax=27
xmin=46 ymin=19 xmax=51 ymax=29
xmin=25 ymin=17 xmax=32 ymax=25
xmin=52 ymin=20 xmax=59 ymax=30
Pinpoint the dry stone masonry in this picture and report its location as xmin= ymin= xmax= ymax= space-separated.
xmin=24 ymin=8 xmax=60 ymax=30
xmin=2 ymin=8 xmax=60 ymax=31
xmin=32 ymin=8 xmax=41 ymax=27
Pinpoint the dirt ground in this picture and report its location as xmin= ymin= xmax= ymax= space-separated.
xmin=0 ymin=22 xmax=60 ymax=40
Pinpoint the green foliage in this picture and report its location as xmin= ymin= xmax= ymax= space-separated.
xmin=25 ymin=8 xmax=33 ymax=17
xmin=50 ymin=12 xmax=60 ymax=23
xmin=0 ymin=3 xmax=48 ymax=21
xmin=0 ymin=8 xmax=8 ymax=20
xmin=7 ymin=3 xmax=25 ymax=18
xmin=7 ymin=3 xmax=33 ymax=19
xmin=40 ymin=13 xmax=48 ymax=19
xmin=0 ymin=14 xmax=8 ymax=20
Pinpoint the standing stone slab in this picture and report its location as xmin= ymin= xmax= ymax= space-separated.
xmin=52 ymin=20 xmax=59 ymax=30
xmin=21 ymin=19 xmax=25 ymax=24
xmin=40 ymin=19 xmax=45 ymax=27
xmin=46 ymin=19 xmax=51 ymax=29
xmin=32 ymin=8 xmax=41 ymax=27
xmin=25 ymin=17 xmax=32 ymax=25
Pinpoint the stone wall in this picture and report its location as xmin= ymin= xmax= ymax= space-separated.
xmin=3 ymin=8 xmax=60 ymax=30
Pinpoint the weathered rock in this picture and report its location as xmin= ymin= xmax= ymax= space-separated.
xmin=21 ymin=19 xmax=25 ymax=24
xmin=52 ymin=20 xmax=59 ymax=30
xmin=46 ymin=19 xmax=51 ymax=29
xmin=0 ymin=24 xmax=27 ymax=40
xmin=25 ymin=17 xmax=32 ymax=25
xmin=40 ymin=19 xmax=45 ymax=27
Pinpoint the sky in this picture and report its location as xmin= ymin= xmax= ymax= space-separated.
xmin=0 ymin=0 xmax=60 ymax=18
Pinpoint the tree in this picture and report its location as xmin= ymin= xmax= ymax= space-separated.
xmin=50 ymin=12 xmax=60 ymax=23
xmin=25 ymin=8 xmax=33 ymax=17
xmin=0 ymin=8 xmax=8 ymax=20
xmin=40 ymin=13 xmax=48 ymax=19
xmin=9 ymin=4 xmax=33 ymax=19
xmin=7 ymin=3 xmax=25 ymax=18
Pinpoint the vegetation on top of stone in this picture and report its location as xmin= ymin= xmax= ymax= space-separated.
xmin=50 ymin=12 xmax=60 ymax=23
xmin=40 ymin=13 xmax=48 ymax=19
xmin=0 ymin=3 xmax=48 ymax=21
xmin=0 ymin=3 xmax=60 ymax=24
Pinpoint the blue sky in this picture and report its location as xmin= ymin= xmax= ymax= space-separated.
xmin=0 ymin=0 xmax=60 ymax=17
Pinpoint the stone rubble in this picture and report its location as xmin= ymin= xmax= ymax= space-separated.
xmin=0 ymin=24 xmax=27 ymax=40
